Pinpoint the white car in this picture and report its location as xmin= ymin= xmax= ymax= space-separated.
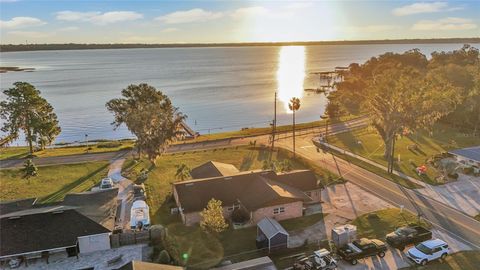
xmin=406 ymin=239 xmax=450 ymax=265
xmin=100 ymin=177 xmax=114 ymax=189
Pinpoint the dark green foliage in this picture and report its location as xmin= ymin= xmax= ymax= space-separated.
xmin=0 ymin=82 xmax=61 ymax=153
xmin=158 ymin=250 xmax=171 ymax=264
xmin=231 ymin=208 xmax=250 ymax=223
xmin=22 ymin=159 xmax=38 ymax=180
xmin=106 ymin=83 xmax=186 ymax=163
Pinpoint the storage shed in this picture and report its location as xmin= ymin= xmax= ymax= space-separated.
xmin=256 ymin=217 xmax=289 ymax=252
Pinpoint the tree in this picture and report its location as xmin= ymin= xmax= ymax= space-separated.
xmin=23 ymin=159 xmax=38 ymax=181
xmin=278 ymin=159 xmax=293 ymax=172
xmin=0 ymin=82 xmax=61 ymax=154
xmin=332 ymin=50 xmax=461 ymax=173
xmin=200 ymin=198 xmax=228 ymax=233
xmin=175 ymin=164 xmax=191 ymax=181
xmin=288 ymin=97 xmax=301 ymax=158
xmin=106 ymin=84 xmax=186 ymax=163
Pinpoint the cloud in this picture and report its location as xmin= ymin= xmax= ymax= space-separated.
xmin=412 ymin=17 xmax=477 ymax=30
xmin=393 ymin=2 xmax=462 ymax=16
xmin=230 ymin=6 xmax=291 ymax=20
xmin=0 ymin=17 xmax=46 ymax=29
xmin=7 ymin=30 xmax=53 ymax=38
xmin=351 ymin=25 xmax=401 ymax=33
xmin=230 ymin=6 xmax=269 ymax=19
xmin=155 ymin=9 xmax=223 ymax=24
xmin=285 ymin=2 xmax=314 ymax=9
xmin=161 ymin=28 xmax=178 ymax=33
xmin=58 ymin=26 xmax=79 ymax=32
xmin=0 ymin=0 xmax=20 ymax=3
xmin=56 ymin=11 xmax=143 ymax=24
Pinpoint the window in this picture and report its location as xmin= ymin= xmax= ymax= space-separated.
xmin=273 ymin=207 xmax=285 ymax=215
xmin=227 ymin=204 xmax=240 ymax=211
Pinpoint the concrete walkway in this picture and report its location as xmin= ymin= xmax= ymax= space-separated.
xmin=108 ymin=158 xmax=133 ymax=230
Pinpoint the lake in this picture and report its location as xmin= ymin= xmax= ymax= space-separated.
xmin=1 ymin=43 xmax=476 ymax=144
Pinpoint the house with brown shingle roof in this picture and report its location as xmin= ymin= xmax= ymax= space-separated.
xmin=172 ymin=161 xmax=322 ymax=226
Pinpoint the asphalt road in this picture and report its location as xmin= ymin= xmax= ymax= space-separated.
xmin=0 ymin=116 xmax=368 ymax=169
xmin=277 ymin=134 xmax=480 ymax=250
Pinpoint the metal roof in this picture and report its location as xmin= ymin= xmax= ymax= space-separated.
xmin=449 ymin=146 xmax=480 ymax=162
xmin=257 ymin=217 xmax=289 ymax=239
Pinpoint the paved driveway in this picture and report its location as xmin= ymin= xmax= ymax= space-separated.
xmin=416 ymin=174 xmax=480 ymax=217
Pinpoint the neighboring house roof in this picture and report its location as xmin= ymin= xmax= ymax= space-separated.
xmin=174 ymin=170 xmax=309 ymax=213
xmin=274 ymin=170 xmax=319 ymax=191
xmin=190 ymin=161 xmax=240 ymax=179
xmin=0 ymin=198 xmax=36 ymax=215
xmin=212 ymin=256 xmax=277 ymax=270
xmin=257 ymin=217 xmax=289 ymax=239
xmin=0 ymin=209 xmax=110 ymax=258
xmin=117 ymin=260 xmax=184 ymax=270
xmin=63 ymin=188 xmax=118 ymax=230
xmin=449 ymin=146 xmax=480 ymax=163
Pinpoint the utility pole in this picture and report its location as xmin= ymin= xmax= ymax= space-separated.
xmin=271 ymin=91 xmax=277 ymax=152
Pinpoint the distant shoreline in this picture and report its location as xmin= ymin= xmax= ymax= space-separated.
xmin=1 ymin=38 xmax=479 ymax=52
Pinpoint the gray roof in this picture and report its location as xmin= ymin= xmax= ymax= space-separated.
xmin=449 ymin=146 xmax=480 ymax=162
xmin=257 ymin=217 xmax=289 ymax=239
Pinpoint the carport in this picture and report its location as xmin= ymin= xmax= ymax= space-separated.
xmin=256 ymin=217 xmax=289 ymax=252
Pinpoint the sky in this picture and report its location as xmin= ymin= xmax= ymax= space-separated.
xmin=0 ymin=0 xmax=479 ymax=44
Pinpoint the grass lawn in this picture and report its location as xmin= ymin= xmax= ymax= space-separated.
xmin=325 ymin=148 xmax=423 ymax=189
xmin=327 ymin=124 xmax=480 ymax=185
xmin=0 ymin=140 xmax=134 ymax=160
xmin=122 ymin=146 xmax=334 ymax=268
xmin=475 ymin=214 xmax=480 ymax=222
xmin=163 ymin=213 xmax=327 ymax=269
xmin=352 ymin=208 xmax=430 ymax=240
xmin=184 ymin=114 xmax=362 ymax=143
xmin=0 ymin=161 xmax=109 ymax=203
xmin=399 ymin=251 xmax=480 ymax=270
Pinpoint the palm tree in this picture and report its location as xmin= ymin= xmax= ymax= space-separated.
xmin=289 ymin=97 xmax=301 ymax=158
xmin=175 ymin=163 xmax=191 ymax=181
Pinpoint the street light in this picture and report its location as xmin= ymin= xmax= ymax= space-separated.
xmin=320 ymin=114 xmax=329 ymax=142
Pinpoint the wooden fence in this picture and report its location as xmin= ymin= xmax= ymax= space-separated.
xmin=110 ymin=230 xmax=151 ymax=248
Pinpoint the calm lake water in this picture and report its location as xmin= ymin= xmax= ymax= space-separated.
xmin=1 ymin=43 xmax=477 ymax=144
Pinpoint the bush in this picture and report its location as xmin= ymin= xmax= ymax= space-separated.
xmin=231 ymin=208 xmax=250 ymax=223
xmin=158 ymin=250 xmax=171 ymax=264
xmin=150 ymin=225 xmax=166 ymax=245
xmin=97 ymin=141 xmax=122 ymax=148
xmin=463 ymin=167 xmax=474 ymax=175
xmin=447 ymin=173 xmax=459 ymax=179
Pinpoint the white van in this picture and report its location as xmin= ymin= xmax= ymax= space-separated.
xmin=406 ymin=239 xmax=450 ymax=265
xmin=130 ymin=200 xmax=150 ymax=230
xmin=100 ymin=177 xmax=114 ymax=189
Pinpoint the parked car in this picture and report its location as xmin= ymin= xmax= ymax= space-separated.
xmin=337 ymin=238 xmax=387 ymax=265
xmin=133 ymin=183 xmax=147 ymax=201
xmin=386 ymin=225 xmax=432 ymax=250
xmin=406 ymin=239 xmax=450 ymax=266
xmin=130 ymin=200 xmax=150 ymax=230
xmin=100 ymin=177 xmax=114 ymax=189
xmin=293 ymin=249 xmax=337 ymax=270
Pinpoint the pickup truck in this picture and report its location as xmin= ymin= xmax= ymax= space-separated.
xmin=386 ymin=226 xmax=432 ymax=250
xmin=338 ymin=238 xmax=387 ymax=265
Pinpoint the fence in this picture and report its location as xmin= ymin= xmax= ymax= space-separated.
xmin=110 ymin=230 xmax=151 ymax=248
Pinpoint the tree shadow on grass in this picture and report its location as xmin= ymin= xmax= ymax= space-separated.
xmin=239 ymin=151 xmax=255 ymax=171
xmin=40 ymin=163 xmax=109 ymax=203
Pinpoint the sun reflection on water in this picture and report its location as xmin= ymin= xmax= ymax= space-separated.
xmin=277 ymin=46 xmax=306 ymax=113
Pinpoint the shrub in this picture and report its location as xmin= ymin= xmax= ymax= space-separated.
xmin=158 ymin=250 xmax=171 ymax=264
xmin=447 ymin=173 xmax=459 ymax=179
xmin=463 ymin=167 xmax=474 ymax=175
xmin=231 ymin=208 xmax=250 ymax=223
xmin=97 ymin=141 xmax=122 ymax=148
